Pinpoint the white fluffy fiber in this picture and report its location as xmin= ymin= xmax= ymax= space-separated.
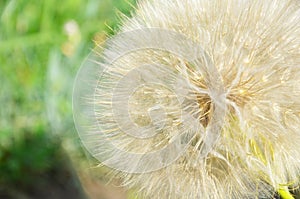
xmin=76 ymin=0 xmax=300 ymax=198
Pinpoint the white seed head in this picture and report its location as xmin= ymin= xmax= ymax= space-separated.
xmin=73 ymin=0 xmax=300 ymax=198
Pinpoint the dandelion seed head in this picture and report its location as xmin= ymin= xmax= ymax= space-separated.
xmin=73 ymin=0 xmax=300 ymax=198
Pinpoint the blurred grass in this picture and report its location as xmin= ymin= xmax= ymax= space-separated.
xmin=0 ymin=0 xmax=135 ymax=198
xmin=0 ymin=0 xmax=136 ymax=133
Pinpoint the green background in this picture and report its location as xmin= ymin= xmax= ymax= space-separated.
xmin=0 ymin=0 xmax=135 ymax=198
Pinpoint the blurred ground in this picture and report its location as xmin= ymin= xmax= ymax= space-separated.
xmin=0 ymin=0 xmax=135 ymax=198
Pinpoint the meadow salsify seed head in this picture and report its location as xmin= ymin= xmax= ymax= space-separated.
xmin=73 ymin=0 xmax=300 ymax=198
